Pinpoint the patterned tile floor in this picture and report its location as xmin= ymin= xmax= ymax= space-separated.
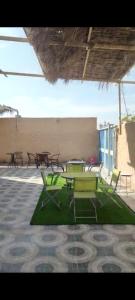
xmin=0 ymin=166 xmax=135 ymax=273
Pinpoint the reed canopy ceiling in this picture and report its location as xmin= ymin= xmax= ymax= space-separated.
xmin=0 ymin=105 xmax=18 ymax=115
xmin=24 ymin=27 xmax=135 ymax=84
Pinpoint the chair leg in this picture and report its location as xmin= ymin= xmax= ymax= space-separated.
xmin=40 ymin=198 xmax=50 ymax=210
xmin=74 ymin=198 xmax=76 ymax=222
xmin=69 ymin=197 xmax=74 ymax=208
xmin=35 ymin=160 xmax=39 ymax=168
xmin=50 ymin=174 xmax=55 ymax=185
xmin=74 ymin=197 xmax=98 ymax=222
xmin=51 ymin=174 xmax=60 ymax=185
xmin=91 ymin=199 xmax=98 ymax=223
xmin=67 ymin=181 xmax=72 ymax=190
xmin=40 ymin=191 xmax=62 ymax=210
xmin=52 ymin=197 xmax=61 ymax=209
xmin=103 ymin=190 xmax=122 ymax=208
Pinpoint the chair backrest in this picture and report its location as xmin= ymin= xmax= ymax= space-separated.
xmin=14 ymin=152 xmax=23 ymax=159
xmin=37 ymin=153 xmax=44 ymax=162
xmin=74 ymin=177 xmax=97 ymax=192
xmin=48 ymin=153 xmax=60 ymax=163
xmin=37 ymin=153 xmax=49 ymax=164
xmin=41 ymin=171 xmax=48 ymax=187
xmin=66 ymin=163 xmax=84 ymax=173
xmin=110 ymin=168 xmax=121 ymax=191
xmin=51 ymin=153 xmax=60 ymax=159
xmin=27 ymin=152 xmax=35 ymax=160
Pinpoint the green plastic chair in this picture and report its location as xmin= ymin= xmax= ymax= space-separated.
xmin=100 ymin=168 xmax=122 ymax=208
xmin=90 ymin=162 xmax=103 ymax=183
xmin=101 ymin=168 xmax=121 ymax=192
xmin=66 ymin=163 xmax=85 ymax=189
xmin=66 ymin=163 xmax=84 ymax=172
xmin=40 ymin=171 xmax=62 ymax=210
xmin=72 ymin=177 xmax=98 ymax=222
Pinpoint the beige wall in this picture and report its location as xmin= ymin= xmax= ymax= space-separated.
xmin=117 ymin=122 xmax=135 ymax=190
xmin=0 ymin=117 xmax=98 ymax=162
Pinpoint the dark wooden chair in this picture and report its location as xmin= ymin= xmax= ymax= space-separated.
xmin=27 ymin=152 xmax=39 ymax=167
xmin=14 ymin=152 xmax=23 ymax=166
xmin=6 ymin=152 xmax=15 ymax=167
xmin=36 ymin=153 xmax=49 ymax=168
xmin=35 ymin=152 xmax=64 ymax=172
xmin=48 ymin=153 xmax=64 ymax=172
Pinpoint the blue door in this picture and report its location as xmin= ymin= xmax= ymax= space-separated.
xmin=99 ymin=126 xmax=116 ymax=174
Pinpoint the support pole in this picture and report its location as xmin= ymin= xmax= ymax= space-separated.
xmin=0 ymin=36 xmax=28 ymax=43
xmin=0 ymin=70 xmax=44 ymax=78
xmin=108 ymin=123 xmax=111 ymax=175
xmin=118 ymin=83 xmax=122 ymax=134
xmin=82 ymin=27 xmax=92 ymax=79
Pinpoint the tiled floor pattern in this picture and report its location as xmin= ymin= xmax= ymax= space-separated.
xmin=0 ymin=167 xmax=135 ymax=273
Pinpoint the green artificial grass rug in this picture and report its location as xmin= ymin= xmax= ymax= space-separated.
xmin=30 ymin=174 xmax=135 ymax=225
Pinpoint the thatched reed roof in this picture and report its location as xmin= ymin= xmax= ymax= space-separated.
xmin=0 ymin=105 xmax=18 ymax=115
xmin=24 ymin=27 xmax=135 ymax=84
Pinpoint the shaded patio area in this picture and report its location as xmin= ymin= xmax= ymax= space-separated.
xmin=0 ymin=166 xmax=135 ymax=272
xmin=0 ymin=27 xmax=135 ymax=273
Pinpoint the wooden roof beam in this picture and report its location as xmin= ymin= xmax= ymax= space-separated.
xmin=0 ymin=36 xmax=29 ymax=43
xmin=94 ymin=43 xmax=135 ymax=51
xmin=49 ymin=41 xmax=88 ymax=49
xmin=1 ymin=70 xmax=135 ymax=85
xmin=0 ymin=70 xmax=44 ymax=78
xmin=49 ymin=41 xmax=135 ymax=51
xmin=82 ymin=27 xmax=92 ymax=79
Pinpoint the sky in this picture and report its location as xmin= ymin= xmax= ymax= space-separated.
xmin=0 ymin=27 xmax=135 ymax=127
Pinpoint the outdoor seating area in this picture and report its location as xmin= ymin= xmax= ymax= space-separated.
xmin=6 ymin=151 xmax=64 ymax=171
xmin=1 ymin=138 xmax=134 ymax=240
xmin=6 ymin=152 xmax=24 ymax=167
xmin=0 ymin=166 xmax=135 ymax=273
xmin=0 ymin=27 xmax=135 ymax=273
xmin=0 ymin=152 xmax=135 ymax=273
xmin=28 ymin=162 xmax=135 ymax=226
xmin=0 ymin=122 xmax=135 ymax=273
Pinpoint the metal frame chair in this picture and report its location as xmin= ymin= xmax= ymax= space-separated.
xmin=101 ymin=168 xmax=121 ymax=192
xmin=36 ymin=153 xmax=64 ymax=172
xmin=66 ymin=163 xmax=85 ymax=172
xmin=66 ymin=163 xmax=85 ymax=189
xmin=27 ymin=152 xmax=38 ymax=167
xmin=48 ymin=153 xmax=60 ymax=164
xmin=72 ymin=177 xmax=98 ymax=222
xmin=40 ymin=171 xmax=62 ymax=210
xmin=48 ymin=153 xmax=64 ymax=172
xmin=14 ymin=152 xmax=23 ymax=166
xmin=90 ymin=162 xmax=103 ymax=183
xmin=6 ymin=152 xmax=15 ymax=167
xmin=36 ymin=153 xmax=49 ymax=168
xmin=100 ymin=168 xmax=122 ymax=208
